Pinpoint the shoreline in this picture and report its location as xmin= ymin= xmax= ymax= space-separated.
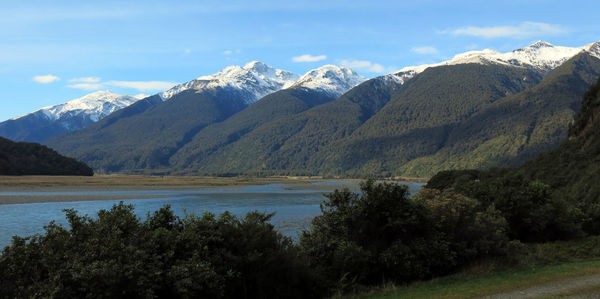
xmin=0 ymin=175 xmax=425 ymax=205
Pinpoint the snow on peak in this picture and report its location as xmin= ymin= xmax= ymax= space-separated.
xmin=159 ymin=62 xmax=299 ymax=103
xmin=583 ymin=41 xmax=600 ymax=59
xmin=15 ymin=90 xmax=141 ymax=122
xmin=291 ymin=65 xmax=367 ymax=97
xmin=503 ymin=40 xmax=582 ymax=70
xmin=390 ymin=40 xmax=597 ymax=84
xmin=527 ymin=40 xmax=555 ymax=49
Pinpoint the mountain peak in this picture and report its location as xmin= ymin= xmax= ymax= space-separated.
xmin=391 ymin=40 xmax=594 ymax=83
xmin=12 ymin=91 xmax=140 ymax=123
xmin=243 ymin=61 xmax=270 ymax=72
xmin=527 ymin=40 xmax=555 ymax=49
xmin=160 ymin=62 xmax=299 ymax=103
xmin=583 ymin=41 xmax=600 ymax=59
xmin=292 ymin=65 xmax=366 ymax=97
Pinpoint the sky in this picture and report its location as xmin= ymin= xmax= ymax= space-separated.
xmin=1 ymin=0 xmax=599 ymax=121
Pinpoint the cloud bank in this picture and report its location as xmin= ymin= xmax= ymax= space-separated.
xmin=66 ymin=77 xmax=177 ymax=92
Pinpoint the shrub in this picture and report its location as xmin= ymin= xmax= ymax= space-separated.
xmin=300 ymin=180 xmax=511 ymax=292
xmin=0 ymin=203 xmax=319 ymax=299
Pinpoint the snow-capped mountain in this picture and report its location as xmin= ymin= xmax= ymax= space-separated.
xmin=0 ymin=91 xmax=145 ymax=143
xmin=20 ymin=90 xmax=146 ymax=123
xmin=160 ymin=61 xmax=299 ymax=104
xmin=291 ymin=65 xmax=367 ymax=97
xmin=392 ymin=40 xmax=600 ymax=84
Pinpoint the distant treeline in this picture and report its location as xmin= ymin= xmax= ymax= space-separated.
xmin=0 ymin=137 xmax=93 ymax=176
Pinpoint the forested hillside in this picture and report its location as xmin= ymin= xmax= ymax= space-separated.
xmin=47 ymin=90 xmax=247 ymax=173
xmin=0 ymin=137 xmax=93 ymax=175
xmin=427 ymin=75 xmax=600 ymax=238
xmin=399 ymin=52 xmax=600 ymax=176
xmin=169 ymin=87 xmax=338 ymax=172
xmin=182 ymin=76 xmax=403 ymax=175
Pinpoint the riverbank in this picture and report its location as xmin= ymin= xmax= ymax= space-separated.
xmin=0 ymin=175 xmax=325 ymax=189
xmin=0 ymin=175 xmax=374 ymax=204
xmin=0 ymin=175 xmax=429 ymax=205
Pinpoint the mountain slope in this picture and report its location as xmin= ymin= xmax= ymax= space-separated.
xmin=46 ymin=62 xmax=301 ymax=173
xmin=169 ymin=65 xmax=364 ymax=173
xmin=516 ymin=75 xmax=600 ymax=204
xmin=159 ymin=61 xmax=299 ymax=103
xmin=0 ymin=137 xmax=93 ymax=175
xmin=426 ymin=75 xmax=600 ymax=236
xmin=393 ymin=40 xmax=600 ymax=84
xmin=399 ymin=52 xmax=600 ymax=176
xmin=316 ymin=62 xmax=544 ymax=176
xmin=190 ymin=75 xmax=403 ymax=175
xmin=0 ymin=91 xmax=143 ymax=143
xmin=47 ymin=89 xmax=249 ymax=173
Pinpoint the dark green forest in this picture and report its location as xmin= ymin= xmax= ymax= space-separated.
xmin=0 ymin=137 xmax=93 ymax=176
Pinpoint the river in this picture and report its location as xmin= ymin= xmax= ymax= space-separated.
xmin=0 ymin=181 xmax=424 ymax=248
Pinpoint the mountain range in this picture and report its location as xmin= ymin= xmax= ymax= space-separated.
xmin=45 ymin=63 xmax=366 ymax=173
xmin=0 ymin=91 xmax=145 ymax=143
xmin=6 ymin=40 xmax=600 ymax=177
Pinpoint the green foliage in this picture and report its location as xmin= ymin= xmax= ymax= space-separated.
xmin=427 ymin=75 xmax=600 ymax=241
xmin=428 ymin=170 xmax=585 ymax=241
xmin=300 ymin=180 xmax=511 ymax=292
xmin=0 ymin=136 xmax=93 ymax=175
xmin=0 ymin=203 xmax=318 ymax=299
xmin=414 ymin=189 xmax=509 ymax=265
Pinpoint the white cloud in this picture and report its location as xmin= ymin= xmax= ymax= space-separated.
xmin=340 ymin=59 xmax=392 ymax=73
xmin=68 ymin=83 xmax=103 ymax=90
xmin=66 ymin=78 xmax=177 ymax=92
xmin=411 ymin=46 xmax=438 ymax=55
xmin=184 ymin=49 xmax=192 ymax=54
xmin=292 ymin=54 xmax=327 ymax=63
xmin=106 ymin=80 xmax=178 ymax=92
xmin=69 ymin=77 xmax=101 ymax=83
xmin=446 ymin=22 xmax=566 ymax=39
xmin=223 ymin=49 xmax=241 ymax=55
xmin=33 ymin=74 xmax=60 ymax=84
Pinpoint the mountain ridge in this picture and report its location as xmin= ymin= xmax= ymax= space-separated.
xmin=40 ymin=40 xmax=600 ymax=176
xmin=392 ymin=40 xmax=600 ymax=85
xmin=0 ymin=91 xmax=144 ymax=143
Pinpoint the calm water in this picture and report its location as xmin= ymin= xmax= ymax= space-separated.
xmin=0 ymin=181 xmax=423 ymax=248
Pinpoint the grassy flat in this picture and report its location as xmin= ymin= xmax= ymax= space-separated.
xmin=353 ymin=259 xmax=600 ymax=299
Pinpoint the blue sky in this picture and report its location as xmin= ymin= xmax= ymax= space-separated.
xmin=1 ymin=0 xmax=598 ymax=121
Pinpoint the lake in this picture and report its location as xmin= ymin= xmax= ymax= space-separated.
xmin=0 ymin=181 xmax=424 ymax=248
